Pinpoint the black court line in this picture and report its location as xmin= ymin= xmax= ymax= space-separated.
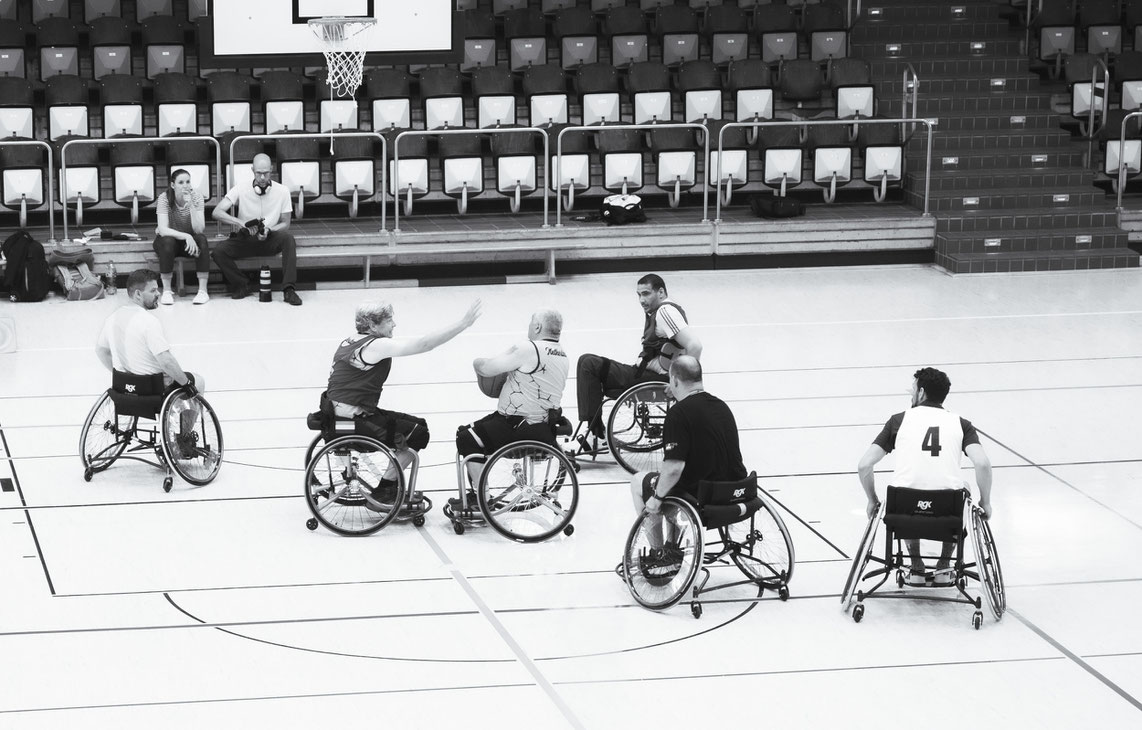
xmin=758 ymin=487 xmax=850 ymax=560
xmin=1009 ymin=608 xmax=1142 ymax=713
xmin=0 ymin=420 xmax=55 ymax=596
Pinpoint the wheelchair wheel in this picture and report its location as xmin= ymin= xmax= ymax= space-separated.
xmin=159 ymin=388 xmax=224 ymax=486
xmin=841 ymin=503 xmax=882 ymax=613
xmin=726 ymin=494 xmax=796 ymax=589
xmin=477 ymin=440 xmax=579 ymax=542
xmin=607 ymin=381 xmax=672 ymax=475
xmin=79 ymin=391 xmax=136 ymax=475
xmin=304 ymin=435 xmax=406 ymax=536
xmin=622 ymin=496 xmax=703 ymax=610
xmin=303 ymin=434 xmax=324 ymax=467
xmin=970 ymin=506 xmax=1006 ymax=621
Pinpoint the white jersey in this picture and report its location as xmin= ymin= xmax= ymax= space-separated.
xmin=497 ymin=339 xmax=569 ymax=423
xmin=881 ymin=405 xmax=977 ymax=490
xmin=96 ymin=305 xmax=170 ymax=376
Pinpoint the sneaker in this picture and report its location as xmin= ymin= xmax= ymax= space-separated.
xmin=930 ymin=568 xmax=956 ymax=587
xmin=192 ymin=289 xmax=209 ymax=305
xmin=365 ymin=479 xmax=399 ymax=511
xmin=638 ymin=543 xmax=684 ymax=583
xmin=904 ymin=570 xmax=929 ymax=587
xmin=230 ymin=283 xmax=251 ymax=300
xmin=160 ymin=290 xmax=175 ymax=305
xmin=174 ymin=431 xmax=198 ymax=459
xmin=283 ymin=287 xmax=302 ymax=306
xmin=447 ymin=490 xmax=479 ymax=512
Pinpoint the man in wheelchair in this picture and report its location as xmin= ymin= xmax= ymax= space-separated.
xmin=857 ymin=367 xmax=993 ymax=587
xmin=323 ymin=299 xmax=481 ymax=507
xmin=573 ymin=274 xmax=702 ymax=451
xmin=454 ymin=310 xmax=568 ymax=505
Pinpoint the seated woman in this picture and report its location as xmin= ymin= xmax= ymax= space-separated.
xmin=153 ymin=168 xmax=210 ymax=305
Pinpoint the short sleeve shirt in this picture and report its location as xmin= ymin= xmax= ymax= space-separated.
xmin=96 ymin=305 xmax=170 ymax=375
xmin=873 ymin=404 xmax=980 ymax=489
xmin=223 ymin=180 xmax=292 ymax=229
xmin=644 ymin=300 xmax=688 ymax=375
xmin=156 ymin=190 xmax=204 ymax=235
xmin=662 ymin=391 xmax=747 ymax=494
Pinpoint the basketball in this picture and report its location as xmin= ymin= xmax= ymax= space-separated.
xmin=477 ymin=372 xmax=508 ymax=398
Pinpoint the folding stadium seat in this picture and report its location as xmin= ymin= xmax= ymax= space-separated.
xmin=759 ymin=124 xmax=803 ymax=196
xmin=207 ymin=71 xmax=254 ymax=136
xmin=1036 ymin=0 xmax=1077 ymax=78
xmin=1116 ymin=52 xmax=1142 ymax=113
xmin=109 ymin=135 xmax=157 ymax=223
xmin=90 ymin=16 xmax=135 ymax=79
xmin=542 ymin=0 xmax=577 ymax=16
xmin=439 ymin=133 xmax=485 ymax=214
xmin=505 ymin=8 xmax=548 ymax=73
xmin=188 ymin=0 xmax=207 ymax=22
xmin=331 ymin=135 xmax=378 ymax=218
xmin=548 ymin=122 xmax=591 ymax=211
xmin=592 ymin=0 xmax=626 ymax=12
xmin=46 ymin=74 xmax=91 ymax=140
xmin=1078 ymin=0 xmax=1121 ymax=58
xmin=0 ymin=0 xmax=15 ymax=21
xmin=807 ymin=122 xmax=851 ymax=203
xmin=1 ymin=141 xmax=47 ymax=228
xmin=85 ymin=0 xmax=121 ymax=23
xmin=703 ymin=3 xmax=750 ymax=67
xmin=493 ymin=0 xmax=528 ymax=15
xmin=37 ymin=17 xmax=81 ymax=81
xmin=388 ymin=130 xmax=430 ymax=216
xmin=223 ymin=133 xmax=265 ymax=190
xmin=627 ymin=61 xmax=674 ymax=125
xmin=165 ymin=135 xmax=214 ymax=200
xmin=1065 ymin=53 xmax=1105 ymax=134
xmin=0 ymin=77 xmax=34 ymax=138
xmin=419 ymin=66 xmax=465 ymax=130
xmin=577 ymin=62 xmax=622 ymax=125
xmin=655 ymin=4 xmax=701 ymax=67
xmin=641 ymin=0 xmax=673 ymax=11
xmin=1129 ymin=4 xmax=1142 ymax=55
xmin=316 ymin=69 xmax=360 ymax=132
xmin=829 ymin=57 xmax=874 ymax=140
xmin=780 ymin=59 xmax=825 ymax=111
xmin=0 ymin=20 xmax=27 ymax=77
xmin=55 ymin=134 xmax=102 ymax=225
xmin=472 ymin=65 xmax=518 ymax=129
xmin=33 ymin=0 xmax=70 ymax=23
xmin=276 ymin=134 xmax=322 ymax=218
xmin=650 ymin=126 xmax=697 ymax=208
xmin=153 ymin=72 xmax=199 ymax=136
xmin=259 ymin=70 xmax=307 ymax=134
xmin=677 ymin=60 xmax=723 ymax=123
xmin=366 ymin=68 xmax=413 ymax=132
xmin=756 ymin=4 xmax=798 ymax=67
xmin=456 ymin=0 xmax=477 ymax=11
xmin=859 ymin=120 xmax=904 ymax=202
xmin=803 ymin=1 xmax=848 ymax=64
xmin=461 ymin=9 xmax=497 ymax=73
xmin=100 ymin=74 xmax=146 ymax=137
xmin=597 ymin=126 xmax=645 ymax=195
xmin=1103 ymin=110 xmax=1142 ymax=192
xmin=141 ymin=15 xmax=187 ymax=79
xmin=604 ymin=6 xmax=650 ymax=69
xmin=492 ymin=128 xmax=539 ymax=213
xmin=705 ymin=118 xmax=751 ymax=204
xmin=554 ymin=6 xmax=600 ymax=70
xmin=522 ymin=64 xmax=569 ymax=127
xmin=136 ymin=0 xmax=173 ymax=22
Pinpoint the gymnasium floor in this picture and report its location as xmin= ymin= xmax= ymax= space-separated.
xmin=1 ymin=263 xmax=1140 ymax=728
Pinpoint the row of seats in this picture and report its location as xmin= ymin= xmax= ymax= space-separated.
xmin=1036 ymin=0 xmax=1142 ymax=64
xmin=0 ymin=0 xmax=206 ymax=24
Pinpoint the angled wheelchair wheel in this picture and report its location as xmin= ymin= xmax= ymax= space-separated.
xmin=970 ymin=506 xmax=1006 ymax=621
xmin=841 ymin=503 xmax=882 ymax=613
xmin=303 ymin=434 xmax=324 ymax=467
xmin=159 ymin=388 xmax=224 ymax=486
xmin=477 ymin=440 xmax=579 ymax=542
xmin=305 ymin=435 xmax=405 ymax=536
xmin=726 ymin=494 xmax=796 ymax=589
xmin=622 ymin=496 xmax=703 ymax=610
xmin=607 ymin=381 xmax=672 ymax=475
xmin=80 ymin=391 xmax=137 ymax=476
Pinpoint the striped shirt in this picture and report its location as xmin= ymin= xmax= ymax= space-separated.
xmin=156 ymin=190 xmax=204 ymax=235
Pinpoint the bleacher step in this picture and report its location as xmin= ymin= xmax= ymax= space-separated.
xmin=936 ymin=208 xmax=1120 ymax=233
xmin=853 ymin=38 xmax=1024 ymax=59
xmin=909 ymin=187 xmax=1103 ymax=212
xmin=906 ymin=149 xmax=1089 ymax=172
xmin=917 ymin=168 xmax=1095 ymax=191
xmin=936 ymin=248 xmax=1140 ymax=273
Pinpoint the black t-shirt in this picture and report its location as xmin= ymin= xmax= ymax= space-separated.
xmin=662 ymin=391 xmax=747 ymax=494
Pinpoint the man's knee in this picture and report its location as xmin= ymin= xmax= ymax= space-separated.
xmin=401 ymin=415 xmax=430 ymax=451
xmin=272 ymin=230 xmax=297 ymax=251
xmin=455 ymin=423 xmax=486 ymax=457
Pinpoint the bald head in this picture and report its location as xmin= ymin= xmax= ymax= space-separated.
xmin=252 ymin=154 xmax=272 ymax=173
xmin=670 ymin=355 xmax=702 ymax=385
xmin=530 ymin=309 xmax=562 ymax=340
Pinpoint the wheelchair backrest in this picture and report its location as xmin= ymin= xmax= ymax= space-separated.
xmin=884 ymin=486 xmax=967 ymax=542
xmin=109 ymin=369 xmax=166 ymax=419
xmin=697 ymin=472 xmax=762 ymax=529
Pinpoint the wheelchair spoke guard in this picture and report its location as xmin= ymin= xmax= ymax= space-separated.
xmin=607 ymin=382 xmax=673 ymax=475
xmin=478 ymin=440 xmax=579 ymax=542
xmin=304 ymin=435 xmax=405 ymax=536
xmin=970 ymin=506 xmax=1006 ymax=621
xmin=623 ymin=497 xmax=703 ymax=610
xmin=160 ymin=388 xmax=224 ymax=486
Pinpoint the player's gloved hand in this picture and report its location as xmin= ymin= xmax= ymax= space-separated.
xmin=182 ymin=373 xmax=198 ymax=397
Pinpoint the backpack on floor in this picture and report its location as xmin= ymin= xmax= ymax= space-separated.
xmin=601 ymin=194 xmax=647 ymax=225
xmin=749 ymin=194 xmax=805 ymax=219
xmin=1 ymin=229 xmax=51 ymax=302
xmin=47 ymin=247 xmax=105 ymax=301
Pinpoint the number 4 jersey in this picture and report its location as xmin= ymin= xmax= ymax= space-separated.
xmin=873 ymin=404 xmax=980 ymax=489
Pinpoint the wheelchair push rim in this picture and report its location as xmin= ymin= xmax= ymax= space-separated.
xmin=79 ymin=390 xmax=137 ymax=474
xmin=623 ymin=496 xmax=703 ymax=610
xmin=607 ymin=381 xmax=673 ymax=475
xmin=970 ymin=506 xmax=1006 ymax=621
xmin=305 ymin=435 xmax=406 ymax=536
xmin=726 ymin=494 xmax=796 ymax=589
xmin=159 ymin=387 xmax=224 ymax=486
xmin=841 ymin=502 xmax=882 ymax=613
xmin=477 ymin=440 xmax=579 ymax=542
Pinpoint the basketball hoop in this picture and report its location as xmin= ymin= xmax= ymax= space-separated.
xmin=309 ymin=16 xmax=375 ymax=99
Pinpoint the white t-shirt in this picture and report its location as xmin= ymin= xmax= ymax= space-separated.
xmin=875 ymin=404 xmax=980 ymax=490
xmin=96 ymin=305 xmax=170 ymax=375
xmin=223 ymin=180 xmax=292 ymax=229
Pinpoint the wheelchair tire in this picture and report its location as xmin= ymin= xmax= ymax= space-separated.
xmin=159 ymin=387 xmax=224 ymax=486
xmin=304 ymin=435 xmax=406 ymax=536
xmin=79 ymin=390 xmax=136 ymax=475
xmin=970 ymin=506 xmax=1006 ymax=621
xmin=606 ymin=381 xmax=673 ymax=475
xmin=303 ymin=434 xmax=324 ymax=468
xmin=477 ymin=440 xmax=579 ymax=543
xmin=622 ymin=496 xmax=703 ymax=610
xmin=726 ymin=493 xmax=796 ymax=589
xmin=841 ymin=503 xmax=882 ymax=613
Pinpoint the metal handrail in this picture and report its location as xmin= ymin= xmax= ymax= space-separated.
xmin=228 ymin=131 xmax=388 ymax=230
xmin=712 ymin=116 xmax=938 ymax=221
xmin=61 ymin=135 xmax=223 ymax=242
xmin=902 ymin=63 xmax=920 ymax=139
xmin=391 ymin=126 xmax=550 ymax=234
xmin=0 ymin=140 xmax=55 ymax=242
xmin=846 ymin=0 xmax=863 ymax=28
xmin=1115 ymin=111 xmax=1142 ymax=211
xmin=554 ymin=122 xmax=712 ymax=227
xmin=1086 ymin=56 xmax=1110 ymax=165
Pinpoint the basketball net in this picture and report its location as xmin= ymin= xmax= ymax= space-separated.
xmin=309 ymin=16 xmax=376 ymax=152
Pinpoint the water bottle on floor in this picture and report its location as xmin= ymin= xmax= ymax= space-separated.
xmin=259 ymin=266 xmax=272 ymax=302
xmin=106 ymin=261 xmax=117 ymax=295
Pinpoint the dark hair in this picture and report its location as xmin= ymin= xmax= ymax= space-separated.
xmin=670 ymin=356 xmax=702 ymax=385
xmin=914 ymin=367 xmax=951 ymax=404
xmin=165 ymin=168 xmax=192 ymax=209
xmin=637 ymin=273 xmax=667 ymax=294
xmin=126 ymin=268 xmax=159 ymax=296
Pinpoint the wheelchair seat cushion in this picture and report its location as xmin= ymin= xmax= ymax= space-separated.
xmin=109 ymin=370 xmax=167 ymax=419
xmin=884 ymin=486 xmax=967 ymax=542
xmin=697 ymin=472 xmax=762 ymax=529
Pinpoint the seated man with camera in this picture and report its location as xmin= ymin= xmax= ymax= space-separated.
xmin=210 ymin=153 xmax=302 ymax=306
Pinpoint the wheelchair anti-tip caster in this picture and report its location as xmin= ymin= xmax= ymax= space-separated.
xmin=852 ymin=604 xmax=865 ymax=623
xmin=972 ymin=611 xmax=983 ymax=630
xmin=778 ymin=585 xmax=790 ymax=601
xmin=306 ymin=518 xmax=318 ymax=531
xmin=896 ymin=571 xmax=905 ymax=588
xmin=563 ymin=524 xmax=574 ymax=536
xmin=691 ymin=602 xmax=703 ymax=619
xmin=413 ymin=515 xmax=425 ymax=527
xmin=83 ymin=467 xmax=93 ymax=482
xmin=453 ymin=521 xmax=465 ymax=535
xmin=162 ymin=476 xmax=172 ymax=492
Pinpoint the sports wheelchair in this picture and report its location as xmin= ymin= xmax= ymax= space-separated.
xmin=302 ymin=403 xmax=431 ymax=536
xmin=79 ymin=371 xmax=223 ymax=492
xmin=620 ymin=473 xmax=795 ymax=618
xmin=840 ymin=486 xmax=1005 ymax=630
xmin=566 ymin=380 xmax=674 ymax=475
